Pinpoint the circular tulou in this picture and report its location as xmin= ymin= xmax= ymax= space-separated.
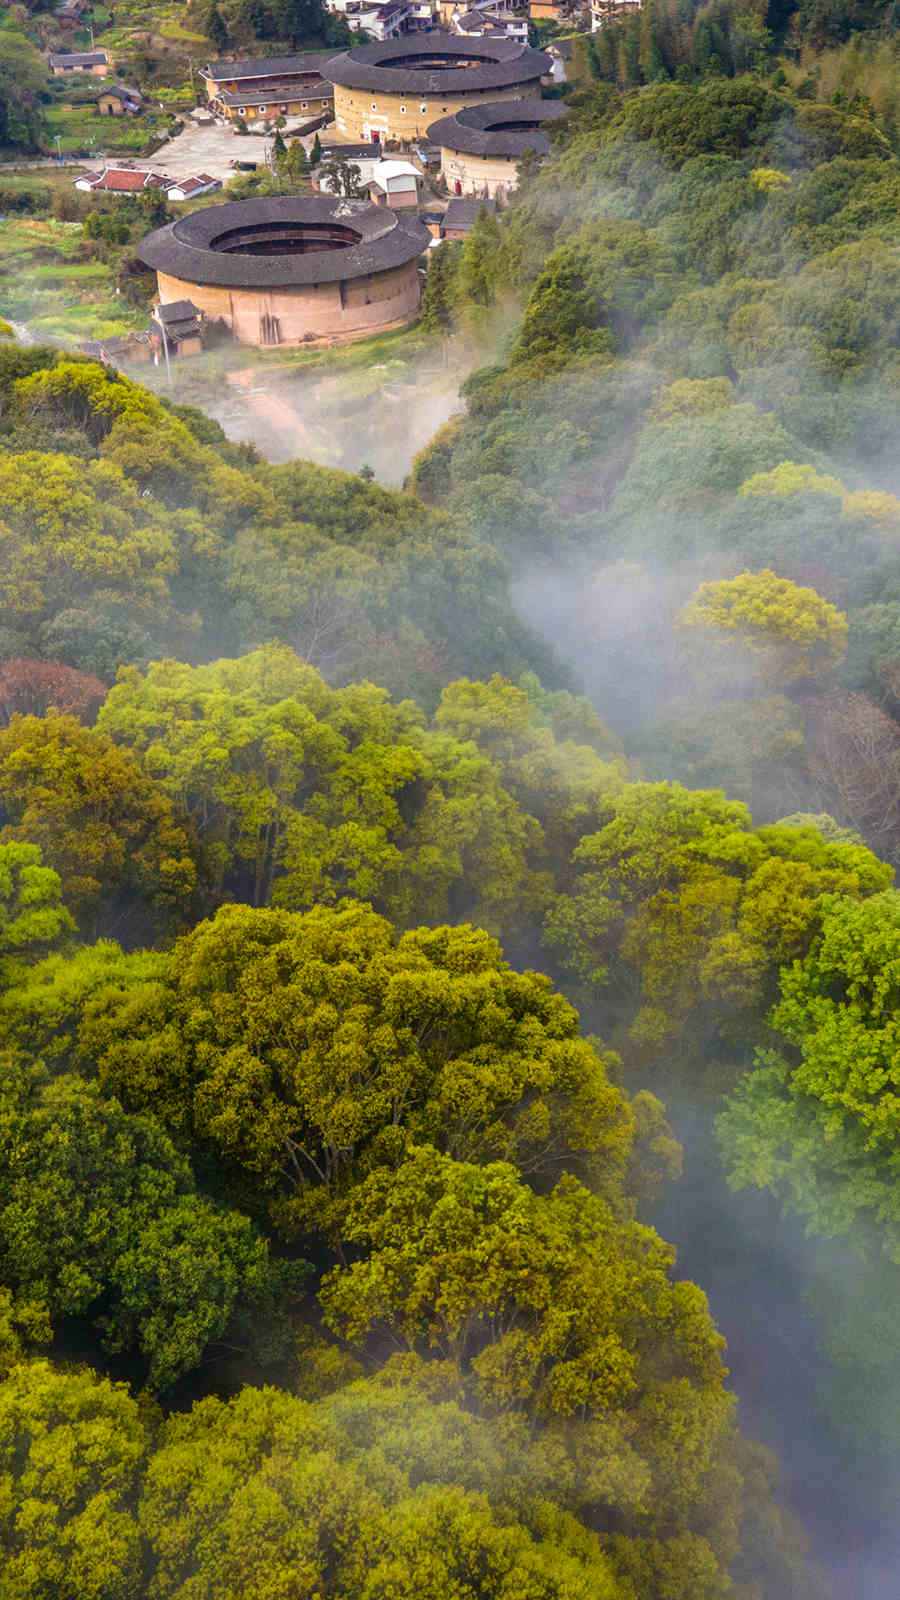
xmin=137 ymin=194 xmax=430 ymax=348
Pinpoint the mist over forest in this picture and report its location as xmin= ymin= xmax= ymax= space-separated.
xmin=0 ymin=0 xmax=899 ymax=1596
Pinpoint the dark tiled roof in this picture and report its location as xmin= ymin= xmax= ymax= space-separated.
xmin=156 ymin=299 xmax=200 ymax=322
xmin=203 ymin=53 xmax=334 ymax=81
xmin=324 ymin=32 xmax=550 ymax=94
xmin=138 ymin=195 xmax=430 ymax=289
xmin=79 ymin=335 xmax=136 ymax=357
xmin=443 ymin=196 xmax=496 ymax=229
xmin=219 ymin=79 xmax=332 ymax=106
xmin=456 ymin=14 xmax=512 ymax=31
xmin=320 ymin=142 xmax=381 ymax=159
xmin=163 ymin=320 xmax=202 ymax=340
xmin=49 ymin=50 xmax=109 ymax=66
xmin=101 ymin=82 xmax=142 ymax=102
xmin=428 ymin=96 xmax=566 ymax=157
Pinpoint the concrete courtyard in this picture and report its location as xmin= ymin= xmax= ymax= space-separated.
xmin=152 ymin=118 xmax=271 ymax=184
xmin=152 ymin=113 xmax=341 ymax=185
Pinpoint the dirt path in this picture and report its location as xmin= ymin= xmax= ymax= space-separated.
xmin=221 ymin=371 xmax=324 ymax=461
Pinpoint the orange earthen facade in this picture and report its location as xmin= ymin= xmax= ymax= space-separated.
xmin=439 ymin=145 xmax=522 ymax=198
xmin=333 ymin=80 xmax=533 ymax=142
xmin=156 ymin=261 xmax=421 ymax=347
xmin=50 ymin=58 xmax=110 ymax=76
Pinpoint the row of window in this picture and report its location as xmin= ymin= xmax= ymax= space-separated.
xmin=235 ymin=101 xmax=314 ymax=112
xmin=370 ymin=101 xmax=449 ymax=113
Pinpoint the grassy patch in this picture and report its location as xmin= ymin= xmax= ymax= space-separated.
xmin=0 ymin=218 xmax=86 ymax=262
xmin=156 ymin=15 xmax=207 ymax=44
xmin=43 ymin=103 xmax=175 ymax=156
xmin=0 ymin=216 xmax=144 ymax=340
xmin=249 ymin=321 xmax=433 ymax=372
xmin=29 ymin=260 xmax=111 ymax=282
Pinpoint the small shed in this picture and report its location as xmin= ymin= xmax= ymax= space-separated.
xmin=78 ymin=331 xmax=152 ymax=364
xmin=153 ymin=299 xmax=205 ymax=358
xmin=165 ymin=174 xmax=222 ymax=202
xmin=440 ymin=195 xmax=496 ymax=239
xmin=365 ymin=158 xmax=421 ymax=210
xmin=97 ymin=84 xmax=143 ymax=115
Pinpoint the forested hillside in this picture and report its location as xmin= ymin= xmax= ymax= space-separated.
xmin=1 ymin=31 xmax=900 ymax=1600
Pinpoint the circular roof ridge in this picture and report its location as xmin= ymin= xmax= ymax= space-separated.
xmin=427 ymin=96 xmax=566 ymax=157
xmin=138 ymin=195 xmax=429 ymax=290
xmin=324 ymin=31 xmax=550 ymax=94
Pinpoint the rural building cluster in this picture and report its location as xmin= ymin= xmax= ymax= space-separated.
xmin=45 ymin=24 xmax=575 ymax=354
xmin=122 ymin=30 xmax=566 ymax=351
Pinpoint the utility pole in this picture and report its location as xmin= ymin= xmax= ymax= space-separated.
xmin=158 ymin=314 xmax=173 ymax=389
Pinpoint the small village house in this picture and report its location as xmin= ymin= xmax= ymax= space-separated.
xmin=78 ymin=331 xmax=152 ymax=364
xmin=49 ymin=49 xmax=111 ymax=77
xmin=75 ymin=166 xmax=172 ymax=194
xmin=314 ymin=146 xmax=386 ymax=193
xmin=165 ymin=175 xmax=222 ymax=202
xmin=97 ymin=84 xmax=143 ymax=116
xmin=56 ymin=0 xmax=89 ymax=28
xmin=591 ymin=0 xmax=641 ymax=26
xmin=528 ymin=0 xmax=568 ymax=21
xmin=452 ymin=10 xmax=530 ymax=41
xmin=75 ymin=167 xmax=222 ymax=202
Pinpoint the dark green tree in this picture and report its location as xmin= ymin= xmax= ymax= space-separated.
xmin=205 ymin=2 xmax=230 ymax=49
xmin=420 ymin=241 xmax=458 ymax=334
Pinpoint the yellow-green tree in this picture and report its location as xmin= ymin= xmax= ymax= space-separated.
xmin=0 ymin=713 xmax=197 ymax=939
xmin=0 ymin=1360 xmax=147 ymax=1599
xmin=738 ymin=461 xmax=844 ymax=499
xmin=679 ymin=569 xmax=848 ymax=683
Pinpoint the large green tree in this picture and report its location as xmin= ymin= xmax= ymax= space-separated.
xmin=0 ymin=1359 xmax=146 ymax=1600
xmin=543 ymin=781 xmax=890 ymax=1058
xmin=0 ymin=713 xmax=197 ymax=939
xmin=0 ymin=1062 xmax=276 ymax=1388
xmin=321 ymin=1145 xmax=731 ymax=1532
xmin=2 ymin=902 xmax=638 ymax=1242
xmin=719 ymin=889 xmax=900 ymax=1254
xmin=0 ymin=841 xmax=73 ymax=983
xmin=0 ymin=29 xmax=47 ymax=150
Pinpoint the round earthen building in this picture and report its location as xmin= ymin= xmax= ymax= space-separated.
xmin=138 ymin=195 xmax=430 ymax=348
xmin=427 ymin=97 xmax=568 ymax=200
xmin=324 ymin=33 xmax=551 ymax=144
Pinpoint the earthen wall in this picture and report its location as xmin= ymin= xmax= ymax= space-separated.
xmin=156 ymin=258 xmax=421 ymax=346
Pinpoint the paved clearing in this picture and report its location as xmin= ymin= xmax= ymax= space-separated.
xmin=156 ymin=115 xmax=338 ymax=183
xmin=153 ymin=119 xmax=260 ymax=182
